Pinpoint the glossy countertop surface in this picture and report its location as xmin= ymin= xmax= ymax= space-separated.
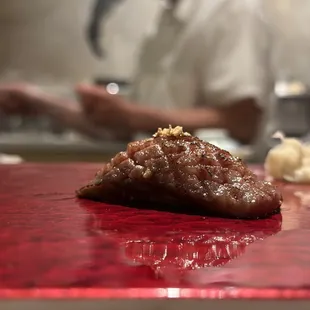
xmin=1 ymin=163 xmax=310 ymax=300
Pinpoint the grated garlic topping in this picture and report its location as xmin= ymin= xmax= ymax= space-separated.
xmin=153 ymin=125 xmax=191 ymax=138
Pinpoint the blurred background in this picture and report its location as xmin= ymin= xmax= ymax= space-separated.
xmin=0 ymin=0 xmax=310 ymax=163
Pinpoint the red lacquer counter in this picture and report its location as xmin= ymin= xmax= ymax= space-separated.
xmin=1 ymin=163 xmax=310 ymax=306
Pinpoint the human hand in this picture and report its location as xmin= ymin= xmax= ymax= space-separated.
xmin=76 ymin=83 xmax=133 ymax=130
xmin=0 ymin=83 xmax=44 ymax=115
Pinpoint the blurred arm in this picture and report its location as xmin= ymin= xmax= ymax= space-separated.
xmin=127 ymin=98 xmax=259 ymax=144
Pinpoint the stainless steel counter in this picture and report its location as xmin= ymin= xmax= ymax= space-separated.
xmin=0 ymin=132 xmax=127 ymax=162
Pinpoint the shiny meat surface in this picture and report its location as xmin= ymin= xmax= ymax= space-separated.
xmin=77 ymin=135 xmax=282 ymax=219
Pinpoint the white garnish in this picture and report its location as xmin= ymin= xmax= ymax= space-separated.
xmin=265 ymin=131 xmax=310 ymax=183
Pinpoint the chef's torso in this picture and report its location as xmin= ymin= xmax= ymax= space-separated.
xmin=130 ymin=0 xmax=222 ymax=110
xmin=130 ymin=0 xmax=278 ymax=157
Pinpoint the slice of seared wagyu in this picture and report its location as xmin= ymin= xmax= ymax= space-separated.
xmin=77 ymin=126 xmax=283 ymax=219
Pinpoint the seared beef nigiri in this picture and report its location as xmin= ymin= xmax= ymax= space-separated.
xmin=77 ymin=126 xmax=282 ymax=219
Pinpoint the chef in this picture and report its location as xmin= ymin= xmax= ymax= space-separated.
xmin=0 ymin=0 xmax=268 ymax=145
xmin=77 ymin=0 xmax=267 ymax=144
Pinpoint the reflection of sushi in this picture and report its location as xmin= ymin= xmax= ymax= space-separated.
xmin=84 ymin=207 xmax=282 ymax=274
xmin=122 ymin=224 xmax=282 ymax=273
xmin=124 ymin=236 xmax=248 ymax=270
xmin=77 ymin=126 xmax=282 ymax=219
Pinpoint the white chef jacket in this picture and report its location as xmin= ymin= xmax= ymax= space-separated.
xmin=130 ymin=0 xmax=269 ymax=111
